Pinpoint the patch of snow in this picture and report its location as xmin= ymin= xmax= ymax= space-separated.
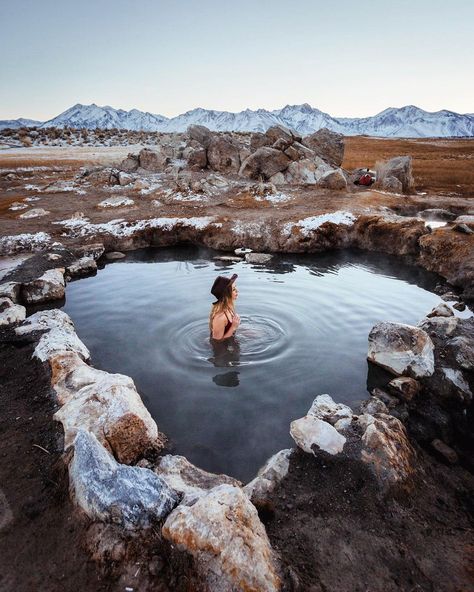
xmin=172 ymin=192 xmax=207 ymax=202
xmin=254 ymin=192 xmax=292 ymax=204
xmin=0 ymin=232 xmax=52 ymax=255
xmin=63 ymin=216 xmax=215 ymax=239
xmin=25 ymin=196 xmax=41 ymax=202
xmin=284 ymin=211 xmax=357 ymax=236
xmin=54 ymin=216 xmax=90 ymax=229
xmin=24 ymin=184 xmax=41 ymax=191
xmin=98 ymin=196 xmax=135 ymax=208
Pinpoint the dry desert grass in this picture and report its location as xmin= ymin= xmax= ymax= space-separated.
xmin=343 ymin=136 xmax=474 ymax=197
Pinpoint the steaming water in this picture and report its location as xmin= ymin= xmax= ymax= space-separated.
xmin=62 ymin=246 xmax=447 ymax=481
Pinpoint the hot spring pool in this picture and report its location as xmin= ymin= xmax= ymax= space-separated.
xmin=62 ymin=246 xmax=450 ymax=481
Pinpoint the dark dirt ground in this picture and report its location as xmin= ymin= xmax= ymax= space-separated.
xmin=265 ymin=448 xmax=474 ymax=592
xmin=0 ymin=328 xmax=123 ymax=592
xmin=1 ymin=322 xmax=473 ymax=592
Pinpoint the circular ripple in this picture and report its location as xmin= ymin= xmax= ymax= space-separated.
xmin=170 ymin=314 xmax=286 ymax=369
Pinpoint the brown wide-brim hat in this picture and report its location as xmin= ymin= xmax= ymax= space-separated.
xmin=211 ymin=274 xmax=238 ymax=301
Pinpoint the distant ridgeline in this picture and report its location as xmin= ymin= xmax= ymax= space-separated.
xmin=1 ymin=103 xmax=474 ymax=138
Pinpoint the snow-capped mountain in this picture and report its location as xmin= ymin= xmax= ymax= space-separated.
xmin=41 ymin=103 xmax=169 ymax=131
xmin=0 ymin=118 xmax=42 ymax=130
xmin=1 ymin=103 xmax=473 ymax=137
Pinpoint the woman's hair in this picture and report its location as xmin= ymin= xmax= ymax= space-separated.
xmin=209 ymin=283 xmax=235 ymax=331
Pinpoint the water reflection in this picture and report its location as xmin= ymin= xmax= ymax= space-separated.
xmin=209 ymin=336 xmax=241 ymax=387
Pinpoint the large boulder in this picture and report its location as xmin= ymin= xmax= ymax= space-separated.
xmin=307 ymin=394 xmax=353 ymax=425
xmin=70 ymin=430 xmax=178 ymax=529
xmin=21 ymin=268 xmax=65 ymax=304
xmin=250 ymin=132 xmax=271 ymax=152
xmin=185 ymin=146 xmax=207 ymax=170
xmin=317 ymin=168 xmax=348 ymax=190
xmin=290 ymin=414 xmax=346 ymax=455
xmin=162 ymin=484 xmax=281 ymax=592
xmin=187 ymin=124 xmax=212 ymax=148
xmin=239 ymin=147 xmax=291 ymax=180
xmin=368 ymin=321 xmax=435 ymax=378
xmin=285 ymin=159 xmax=317 ymax=184
xmin=66 ymin=257 xmax=97 ymax=278
xmin=138 ymin=148 xmax=169 ymax=172
xmin=51 ymin=352 xmax=163 ymax=464
xmin=119 ymin=154 xmax=139 ymax=172
xmin=284 ymin=141 xmax=315 ymax=161
xmin=207 ymin=136 xmax=241 ymax=173
xmin=265 ymin=125 xmax=294 ymax=144
xmin=375 ymin=156 xmax=414 ymax=194
xmin=302 ymin=128 xmax=345 ymax=167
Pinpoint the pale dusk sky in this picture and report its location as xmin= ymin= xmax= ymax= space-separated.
xmin=1 ymin=0 xmax=473 ymax=120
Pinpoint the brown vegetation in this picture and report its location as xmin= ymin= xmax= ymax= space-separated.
xmin=343 ymin=136 xmax=474 ymax=197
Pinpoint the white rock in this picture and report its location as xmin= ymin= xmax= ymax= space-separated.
xmin=334 ymin=417 xmax=352 ymax=431
xmin=22 ymin=268 xmax=65 ymax=304
xmin=0 ymin=297 xmax=26 ymax=327
xmin=244 ymin=449 xmax=292 ymax=506
xmin=52 ymin=353 xmax=161 ymax=464
xmin=15 ymin=309 xmax=90 ymax=363
xmin=290 ymin=416 xmax=346 ymax=455
xmin=70 ymin=431 xmax=178 ymax=529
xmin=0 ymin=232 xmax=51 ymax=255
xmin=98 ymin=196 xmax=135 ymax=208
xmin=155 ymin=455 xmax=240 ymax=503
xmin=245 ymin=252 xmax=273 ymax=264
xmin=162 ymin=485 xmax=281 ymax=592
xmin=427 ymin=303 xmax=454 ymax=318
xmin=368 ymin=322 xmax=435 ymax=378
xmin=19 ymin=207 xmax=50 ymax=219
xmin=307 ymin=394 xmax=353 ymax=425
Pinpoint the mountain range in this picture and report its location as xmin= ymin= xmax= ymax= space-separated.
xmin=1 ymin=103 xmax=473 ymax=138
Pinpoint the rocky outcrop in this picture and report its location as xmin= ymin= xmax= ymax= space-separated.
xmin=70 ymin=430 xmax=178 ymax=529
xmin=207 ymin=136 xmax=241 ymax=174
xmin=353 ymin=214 xmax=429 ymax=256
xmin=302 ymin=128 xmax=345 ymax=167
xmin=317 ymin=168 xmax=347 ymax=190
xmin=21 ymin=268 xmax=65 ymax=304
xmin=375 ymin=156 xmax=414 ymax=194
xmin=162 ymin=484 xmax=281 ymax=592
xmin=239 ymin=147 xmax=291 ymax=180
xmin=368 ymin=321 xmax=435 ymax=378
xmin=138 ymin=148 xmax=170 ymax=172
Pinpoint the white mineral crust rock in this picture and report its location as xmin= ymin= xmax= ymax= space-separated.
xmin=19 ymin=207 xmax=50 ymax=219
xmin=368 ymin=321 xmax=435 ymax=378
xmin=290 ymin=416 xmax=346 ymax=455
xmin=0 ymin=297 xmax=26 ymax=327
xmin=308 ymin=394 xmax=353 ymax=425
xmin=155 ymin=455 xmax=241 ymax=503
xmin=22 ymin=268 xmax=65 ymax=304
xmin=0 ymin=232 xmax=51 ymax=255
xmin=15 ymin=309 xmax=90 ymax=363
xmin=51 ymin=352 xmax=161 ymax=464
xmin=162 ymin=484 xmax=281 ymax=592
xmin=244 ymin=449 xmax=292 ymax=506
xmin=70 ymin=430 xmax=178 ymax=529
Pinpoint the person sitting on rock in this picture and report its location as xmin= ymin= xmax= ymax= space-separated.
xmin=209 ymin=274 xmax=240 ymax=340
